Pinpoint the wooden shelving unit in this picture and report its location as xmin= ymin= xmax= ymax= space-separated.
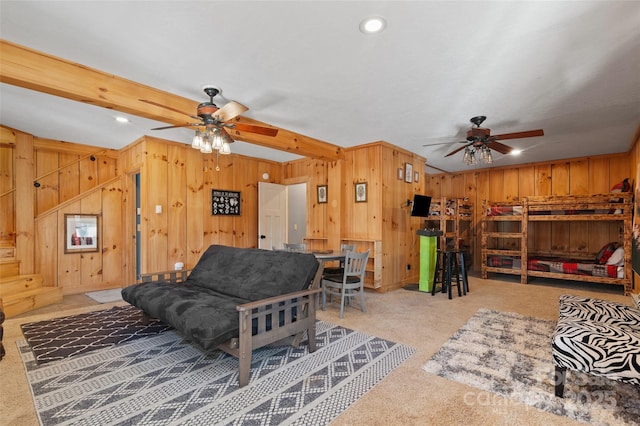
xmin=425 ymin=197 xmax=474 ymax=256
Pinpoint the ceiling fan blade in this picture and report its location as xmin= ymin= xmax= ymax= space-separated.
xmin=423 ymin=141 xmax=457 ymax=147
xmin=486 ymin=140 xmax=513 ymax=155
xmin=213 ymin=101 xmax=249 ymax=122
xmin=445 ymin=142 xmax=473 ymax=157
xmin=151 ymin=123 xmax=202 ymax=130
xmin=493 ymin=129 xmax=544 ymax=140
xmin=139 ymin=99 xmax=200 ymax=120
xmin=233 ymin=123 xmax=279 ymax=137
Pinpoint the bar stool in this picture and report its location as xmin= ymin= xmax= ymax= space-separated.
xmin=431 ymin=249 xmax=468 ymax=299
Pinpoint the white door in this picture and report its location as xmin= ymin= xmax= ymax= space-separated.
xmin=258 ymin=182 xmax=287 ymax=250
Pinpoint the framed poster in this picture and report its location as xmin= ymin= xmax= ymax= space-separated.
xmin=404 ymin=163 xmax=413 ymax=183
xmin=414 ymin=171 xmax=420 ymax=183
xmin=317 ymin=185 xmax=328 ymax=203
xmin=397 ymin=168 xmax=403 ymax=180
xmin=355 ymin=182 xmax=367 ymax=203
xmin=212 ymin=189 xmax=241 ymax=215
xmin=64 ymin=214 xmax=99 ymax=253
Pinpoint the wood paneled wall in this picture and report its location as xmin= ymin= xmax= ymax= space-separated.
xmin=124 ymin=136 xmax=283 ymax=281
xmin=425 ymin=154 xmax=632 ymax=271
xmin=6 ymin=121 xmax=637 ymax=296
xmin=285 ymin=141 xmax=426 ymax=292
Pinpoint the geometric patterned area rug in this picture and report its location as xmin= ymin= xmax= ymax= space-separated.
xmin=423 ymin=309 xmax=640 ymax=426
xmin=20 ymin=305 xmax=171 ymax=365
xmin=18 ymin=320 xmax=415 ymax=425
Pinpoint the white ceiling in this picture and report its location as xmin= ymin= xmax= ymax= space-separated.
xmin=1 ymin=1 xmax=639 ymax=173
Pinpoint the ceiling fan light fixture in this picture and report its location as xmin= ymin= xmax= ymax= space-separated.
xmin=463 ymin=147 xmax=471 ymax=164
xmin=211 ymin=129 xmax=224 ymax=151
xmin=192 ymin=130 xmax=203 ymax=149
xmin=511 ymin=149 xmax=522 ymax=156
xmin=220 ymin=142 xmax=231 ymax=155
xmin=200 ymin=134 xmax=213 ymax=154
xmin=469 ymin=150 xmax=477 ymax=165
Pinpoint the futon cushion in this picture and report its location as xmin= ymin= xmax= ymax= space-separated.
xmin=122 ymin=282 xmax=247 ymax=350
xmin=187 ymin=245 xmax=319 ymax=301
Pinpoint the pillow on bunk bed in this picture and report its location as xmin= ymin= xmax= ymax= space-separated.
xmin=609 ymin=178 xmax=631 ymax=211
xmin=605 ymin=246 xmax=624 ymax=266
xmin=596 ymin=242 xmax=620 ymax=264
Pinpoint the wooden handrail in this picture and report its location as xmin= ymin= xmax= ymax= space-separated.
xmin=0 ymin=187 xmax=15 ymax=199
xmin=32 ymin=149 xmax=107 ymax=184
xmin=0 ymin=148 xmax=108 ymax=199
xmin=34 ymin=175 xmax=122 ymax=221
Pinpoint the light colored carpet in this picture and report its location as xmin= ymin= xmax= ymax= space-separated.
xmin=2 ymin=275 xmax=635 ymax=425
xmin=423 ymin=309 xmax=640 ymax=425
xmin=84 ymin=288 xmax=123 ymax=303
xmin=18 ymin=320 xmax=414 ymax=425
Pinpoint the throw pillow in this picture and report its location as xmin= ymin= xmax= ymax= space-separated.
xmin=610 ymin=178 xmax=631 ymax=193
xmin=605 ymin=246 xmax=624 ymax=266
xmin=596 ymin=242 xmax=619 ymax=264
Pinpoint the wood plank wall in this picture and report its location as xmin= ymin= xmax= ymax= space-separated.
xmin=424 ymin=154 xmax=632 ymax=273
xmin=5 ymin=122 xmax=636 ymax=295
xmin=128 ymin=136 xmax=283 ymax=281
xmin=285 ymin=142 xmax=426 ymax=292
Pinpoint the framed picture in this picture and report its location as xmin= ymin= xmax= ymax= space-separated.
xmin=212 ymin=189 xmax=241 ymax=215
xmin=64 ymin=214 xmax=99 ymax=253
xmin=414 ymin=171 xmax=420 ymax=183
xmin=355 ymin=182 xmax=367 ymax=203
xmin=317 ymin=185 xmax=328 ymax=203
xmin=404 ymin=163 xmax=413 ymax=183
xmin=397 ymin=168 xmax=403 ymax=180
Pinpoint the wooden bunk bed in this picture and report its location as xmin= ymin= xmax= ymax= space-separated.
xmin=481 ymin=193 xmax=633 ymax=295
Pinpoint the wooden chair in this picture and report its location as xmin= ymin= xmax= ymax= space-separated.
xmin=323 ymin=243 xmax=356 ymax=276
xmin=283 ymin=243 xmax=306 ymax=252
xmin=322 ymin=250 xmax=369 ymax=318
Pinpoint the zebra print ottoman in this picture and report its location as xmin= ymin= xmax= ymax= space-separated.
xmin=552 ymin=294 xmax=640 ymax=397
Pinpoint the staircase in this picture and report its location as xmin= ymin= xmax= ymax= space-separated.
xmin=0 ymin=241 xmax=63 ymax=318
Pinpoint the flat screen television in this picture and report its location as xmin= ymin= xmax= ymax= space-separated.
xmin=410 ymin=194 xmax=432 ymax=217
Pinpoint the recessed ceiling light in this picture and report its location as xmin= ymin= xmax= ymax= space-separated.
xmin=511 ymin=149 xmax=522 ymax=156
xmin=115 ymin=116 xmax=129 ymax=123
xmin=359 ymin=16 xmax=387 ymax=34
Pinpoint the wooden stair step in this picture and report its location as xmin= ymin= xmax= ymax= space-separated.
xmin=0 ymin=246 xmax=15 ymax=260
xmin=0 ymin=274 xmax=44 ymax=297
xmin=0 ymin=259 xmax=20 ymax=278
xmin=1 ymin=287 xmax=63 ymax=318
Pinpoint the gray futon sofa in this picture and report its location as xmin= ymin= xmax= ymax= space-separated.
xmin=121 ymin=244 xmax=323 ymax=386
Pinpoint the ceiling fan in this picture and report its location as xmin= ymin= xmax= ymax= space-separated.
xmin=443 ymin=116 xmax=544 ymax=161
xmin=140 ymin=86 xmax=279 ymax=151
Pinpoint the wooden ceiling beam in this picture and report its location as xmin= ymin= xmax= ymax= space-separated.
xmin=0 ymin=40 xmax=343 ymax=161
